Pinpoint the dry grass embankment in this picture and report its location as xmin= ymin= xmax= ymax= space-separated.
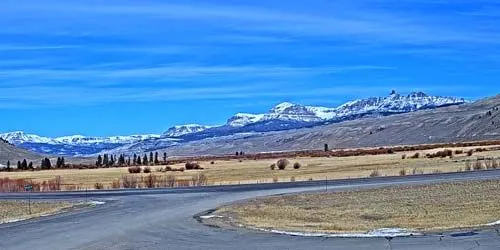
xmin=213 ymin=179 xmax=500 ymax=233
xmin=0 ymin=200 xmax=73 ymax=224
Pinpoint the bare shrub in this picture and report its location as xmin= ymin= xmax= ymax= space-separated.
xmin=157 ymin=167 xmax=164 ymax=172
xmin=143 ymin=166 xmax=152 ymax=173
xmin=412 ymin=168 xmax=424 ymax=175
xmin=493 ymin=159 xmax=499 ymax=169
xmin=192 ymin=173 xmax=208 ymax=186
xmin=455 ymin=150 xmax=464 ymax=155
xmin=432 ymin=169 xmax=442 ymax=174
xmin=473 ymin=160 xmax=484 ymax=171
xmin=185 ymin=162 xmax=202 ymax=170
xmin=293 ymin=162 xmax=301 ymax=169
xmin=401 ymin=154 xmax=406 ymax=160
xmin=465 ymin=160 xmax=472 ymax=171
xmin=290 ymin=176 xmax=296 ymax=182
xmin=144 ymin=174 xmax=157 ymax=188
xmin=121 ymin=175 xmax=138 ymax=188
xmin=369 ymin=170 xmax=381 ymax=177
xmin=128 ymin=166 xmax=141 ymax=174
xmin=272 ymin=176 xmax=279 ymax=183
xmin=410 ymin=153 xmax=420 ymax=159
xmin=277 ymin=159 xmax=289 ymax=170
xmin=399 ymin=169 xmax=406 ymax=176
xmin=111 ymin=180 xmax=120 ymax=189
xmin=166 ymin=175 xmax=176 ymax=187
xmin=94 ymin=182 xmax=104 ymax=190
xmin=467 ymin=150 xmax=474 ymax=157
xmin=270 ymin=163 xmax=276 ymax=170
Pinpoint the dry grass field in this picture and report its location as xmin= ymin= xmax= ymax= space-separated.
xmin=214 ymin=179 xmax=500 ymax=233
xmin=0 ymin=200 xmax=73 ymax=224
xmin=0 ymin=145 xmax=499 ymax=190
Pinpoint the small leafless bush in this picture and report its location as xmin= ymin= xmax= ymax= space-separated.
xmin=94 ymin=182 xmax=104 ymax=190
xmin=467 ymin=150 xmax=474 ymax=157
xmin=369 ymin=170 xmax=381 ymax=177
xmin=465 ymin=160 xmax=472 ymax=171
xmin=399 ymin=169 xmax=406 ymax=176
xmin=121 ymin=175 xmax=138 ymax=188
xmin=410 ymin=153 xmax=420 ymax=159
xmin=166 ymin=175 xmax=176 ymax=187
xmin=473 ymin=160 xmax=484 ymax=171
xmin=412 ymin=168 xmax=424 ymax=175
xmin=185 ymin=162 xmax=202 ymax=170
xmin=143 ymin=166 xmax=152 ymax=173
xmin=128 ymin=166 xmax=141 ymax=174
xmin=277 ymin=159 xmax=289 ymax=170
xmin=192 ymin=173 xmax=208 ymax=186
xmin=293 ymin=162 xmax=301 ymax=169
xmin=144 ymin=174 xmax=157 ymax=188
xmin=270 ymin=163 xmax=276 ymax=170
xmin=111 ymin=180 xmax=120 ymax=189
xmin=401 ymin=154 xmax=406 ymax=160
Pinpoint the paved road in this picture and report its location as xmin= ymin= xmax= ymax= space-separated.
xmin=2 ymin=170 xmax=500 ymax=250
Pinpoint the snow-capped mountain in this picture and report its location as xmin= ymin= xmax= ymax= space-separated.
xmin=227 ymin=113 xmax=265 ymax=127
xmin=0 ymin=131 xmax=160 ymax=145
xmin=223 ymin=91 xmax=466 ymax=126
xmin=1 ymin=91 xmax=467 ymax=156
xmin=0 ymin=131 xmax=161 ymax=156
xmin=163 ymin=124 xmax=212 ymax=137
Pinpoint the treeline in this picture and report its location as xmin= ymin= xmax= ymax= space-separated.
xmin=0 ymin=157 xmax=66 ymax=172
xmin=95 ymin=152 xmax=168 ymax=168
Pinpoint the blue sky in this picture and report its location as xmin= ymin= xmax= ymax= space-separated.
xmin=1 ymin=0 xmax=500 ymax=137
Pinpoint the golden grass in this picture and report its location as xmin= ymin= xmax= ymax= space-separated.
xmin=215 ymin=179 xmax=500 ymax=233
xmin=0 ymin=200 xmax=73 ymax=224
xmin=0 ymin=146 xmax=499 ymax=189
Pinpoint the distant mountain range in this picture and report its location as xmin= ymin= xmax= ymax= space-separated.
xmin=0 ymin=91 xmax=467 ymax=156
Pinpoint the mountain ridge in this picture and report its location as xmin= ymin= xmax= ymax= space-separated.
xmin=0 ymin=91 xmax=467 ymax=156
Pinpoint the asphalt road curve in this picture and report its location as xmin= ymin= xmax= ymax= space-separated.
xmin=2 ymin=170 xmax=500 ymax=250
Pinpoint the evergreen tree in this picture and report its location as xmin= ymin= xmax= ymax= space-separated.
xmin=96 ymin=155 xmax=103 ymax=167
xmin=17 ymin=161 xmax=21 ymax=170
xmin=137 ymin=156 xmax=142 ymax=165
xmin=127 ymin=157 xmax=131 ymax=166
xmin=163 ymin=152 xmax=167 ymax=163
xmin=133 ymin=154 xmax=137 ymax=165
xmin=6 ymin=160 xmax=10 ymax=171
xmin=21 ymin=159 xmax=28 ymax=170
xmin=154 ymin=152 xmax=159 ymax=165
xmin=56 ymin=157 xmax=60 ymax=168
xmin=143 ymin=154 xmax=148 ymax=165
xmin=45 ymin=158 xmax=52 ymax=169
xmin=28 ymin=161 xmax=33 ymax=169
xmin=61 ymin=157 xmax=65 ymax=168
xmin=149 ymin=152 xmax=154 ymax=165
xmin=110 ymin=155 xmax=115 ymax=166
xmin=103 ymin=154 xmax=109 ymax=167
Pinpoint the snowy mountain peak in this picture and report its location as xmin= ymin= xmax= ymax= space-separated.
xmin=227 ymin=113 xmax=265 ymax=127
xmin=271 ymin=102 xmax=296 ymax=113
xmin=0 ymin=131 xmax=54 ymax=144
xmin=163 ymin=124 xmax=212 ymax=137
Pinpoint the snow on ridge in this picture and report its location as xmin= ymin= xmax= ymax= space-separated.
xmin=0 ymin=131 xmax=161 ymax=145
